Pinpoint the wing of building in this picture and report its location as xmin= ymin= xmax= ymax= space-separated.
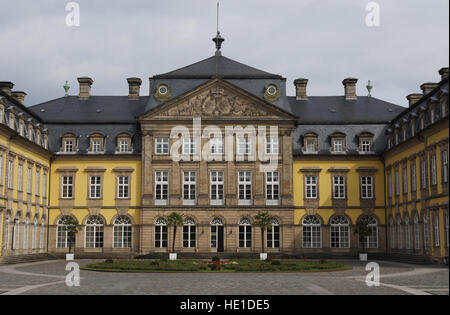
xmin=0 ymin=50 xmax=448 ymax=264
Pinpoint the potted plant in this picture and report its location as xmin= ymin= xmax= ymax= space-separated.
xmin=254 ymin=211 xmax=274 ymax=261
xmin=167 ymin=212 xmax=184 ymax=260
xmin=65 ymin=217 xmax=81 ymax=261
xmin=354 ymin=220 xmax=372 ymax=261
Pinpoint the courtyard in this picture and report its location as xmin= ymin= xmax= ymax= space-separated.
xmin=0 ymin=259 xmax=448 ymax=295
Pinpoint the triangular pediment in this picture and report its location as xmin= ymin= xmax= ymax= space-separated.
xmin=138 ymin=78 xmax=296 ymax=121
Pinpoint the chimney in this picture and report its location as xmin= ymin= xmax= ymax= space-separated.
xmin=0 ymin=81 xmax=14 ymax=96
xmin=11 ymin=91 xmax=27 ymax=105
xmin=77 ymin=77 xmax=93 ymax=99
xmin=127 ymin=77 xmax=142 ymax=99
xmin=439 ymin=67 xmax=449 ymax=81
xmin=406 ymin=93 xmax=422 ymax=107
xmin=294 ymin=78 xmax=308 ymax=100
xmin=342 ymin=78 xmax=358 ymax=100
xmin=420 ymin=82 xmax=438 ymax=96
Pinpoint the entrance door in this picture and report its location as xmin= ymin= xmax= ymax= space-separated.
xmin=217 ymin=226 xmax=224 ymax=252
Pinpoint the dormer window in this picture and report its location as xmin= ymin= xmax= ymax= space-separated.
xmin=61 ymin=133 xmax=77 ymax=153
xmin=359 ymin=133 xmax=374 ymax=153
xmin=303 ymin=133 xmax=318 ymax=154
xmin=402 ymin=126 xmax=407 ymax=141
xmin=330 ymin=133 xmax=346 ymax=154
xmin=387 ymin=136 xmax=392 ymax=149
xmin=430 ymin=106 xmax=435 ymax=124
xmin=88 ymin=133 xmax=105 ymax=154
xmin=420 ymin=115 xmax=425 ymax=130
xmin=116 ymin=133 xmax=132 ymax=154
xmin=65 ymin=140 xmax=74 ymax=152
xmin=410 ymin=120 xmax=415 ymax=137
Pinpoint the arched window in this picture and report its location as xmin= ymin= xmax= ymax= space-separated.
xmin=183 ymin=218 xmax=196 ymax=248
xmin=267 ymin=219 xmax=280 ymax=249
xmin=414 ymin=213 xmax=420 ymax=250
xmin=39 ymin=218 xmax=45 ymax=249
xmin=85 ymin=216 xmax=104 ymax=248
xmin=155 ymin=218 xmax=168 ymax=249
xmin=390 ymin=217 xmax=395 ymax=249
xmin=57 ymin=216 xmax=76 ymax=249
xmin=302 ymin=216 xmax=322 ymax=249
xmin=239 ymin=218 xmax=252 ymax=248
xmin=358 ymin=215 xmax=378 ymax=249
xmin=4 ymin=213 xmax=11 ymax=250
xmin=23 ymin=216 xmax=29 ymax=250
xmin=32 ymin=217 xmax=38 ymax=249
xmin=113 ymin=216 xmax=132 ymax=249
xmin=12 ymin=216 xmax=20 ymax=250
xmin=210 ymin=218 xmax=223 ymax=249
xmin=423 ymin=211 xmax=430 ymax=250
xmin=330 ymin=216 xmax=350 ymax=248
xmin=405 ymin=215 xmax=411 ymax=250
xmin=397 ymin=216 xmax=403 ymax=249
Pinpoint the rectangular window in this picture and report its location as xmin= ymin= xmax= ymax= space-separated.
xmin=155 ymin=138 xmax=169 ymax=155
xmin=266 ymin=171 xmax=280 ymax=205
xmin=333 ymin=176 xmax=345 ymax=199
xmin=210 ymin=171 xmax=224 ymax=205
xmin=27 ymin=167 xmax=32 ymax=194
xmin=411 ymin=121 xmax=415 ymax=137
xmin=61 ymin=176 xmax=73 ymax=198
xmin=305 ymin=139 xmax=317 ymax=153
xmin=394 ymin=170 xmax=400 ymax=196
xmin=35 ymin=169 xmax=40 ymax=196
xmin=434 ymin=215 xmax=440 ymax=247
xmin=361 ymin=176 xmax=374 ymax=199
xmin=305 ymin=176 xmax=318 ymax=199
xmin=443 ymin=151 xmax=449 ymax=183
xmin=155 ymin=171 xmax=168 ymax=205
xmin=431 ymin=154 xmax=437 ymax=186
xmin=402 ymin=167 xmax=408 ymax=194
xmin=333 ymin=140 xmax=344 ymax=153
xmin=18 ymin=164 xmax=23 ymax=191
xmin=421 ymin=160 xmax=427 ymax=189
xmin=117 ymin=176 xmax=130 ymax=199
xmin=210 ymin=138 xmax=224 ymax=155
xmin=266 ymin=137 xmax=279 ymax=155
xmin=43 ymin=173 xmax=47 ymax=198
xmin=411 ymin=164 xmax=417 ymax=192
xmin=361 ymin=140 xmax=371 ymax=153
xmin=238 ymin=171 xmax=252 ymax=205
xmin=119 ymin=140 xmax=129 ymax=153
xmin=431 ymin=108 xmax=435 ymax=124
xmin=182 ymin=138 xmax=196 ymax=155
xmin=238 ymin=138 xmax=251 ymax=155
xmin=89 ymin=176 xmax=101 ymax=199
xmin=387 ymin=173 xmax=392 ymax=198
xmin=183 ymin=171 xmax=196 ymax=205
xmin=64 ymin=140 xmax=74 ymax=153
xmin=92 ymin=140 xmax=101 ymax=153
xmin=7 ymin=160 xmax=13 ymax=189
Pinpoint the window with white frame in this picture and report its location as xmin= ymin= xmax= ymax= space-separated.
xmin=43 ymin=173 xmax=47 ymax=198
xmin=113 ymin=216 xmax=132 ymax=249
xmin=266 ymin=137 xmax=279 ymax=155
xmin=12 ymin=218 xmax=19 ymax=250
xmin=85 ymin=216 xmax=104 ymax=248
xmin=4 ymin=214 xmax=10 ymax=250
xmin=119 ymin=140 xmax=129 ymax=153
xmin=304 ymin=138 xmax=318 ymax=154
xmin=421 ymin=159 xmax=427 ymax=189
xmin=420 ymin=116 xmax=424 ymax=130
xmin=423 ymin=212 xmax=430 ymax=250
xmin=411 ymin=121 xmax=415 ymax=137
xmin=155 ymin=138 xmax=169 ymax=155
xmin=117 ymin=176 xmax=130 ymax=199
xmin=361 ymin=140 xmax=372 ymax=153
xmin=183 ymin=171 xmax=196 ymax=205
xmin=182 ymin=138 xmax=196 ymax=155
xmin=267 ymin=219 xmax=280 ymax=249
xmin=35 ymin=169 xmax=40 ymax=196
xmin=442 ymin=101 xmax=448 ymax=118
xmin=92 ymin=140 xmax=101 ymax=153
xmin=411 ymin=164 xmax=417 ymax=192
xmin=18 ymin=164 xmax=23 ymax=191
xmin=64 ymin=140 xmax=74 ymax=153
xmin=23 ymin=217 xmax=29 ymax=249
xmin=237 ymin=137 xmax=251 ymax=155
xmin=32 ymin=218 xmax=37 ymax=249
xmin=61 ymin=176 xmax=73 ymax=199
xmin=434 ymin=214 xmax=440 ymax=247
xmin=238 ymin=171 xmax=252 ymax=205
xmin=402 ymin=167 xmax=408 ymax=194
xmin=305 ymin=176 xmax=318 ymax=199
xmin=414 ymin=214 xmax=420 ymax=250
xmin=210 ymin=171 xmax=224 ymax=205
xmin=405 ymin=215 xmax=411 ymax=250
xmin=266 ymin=171 xmax=280 ymax=205
xmin=442 ymin=151 xmax=449 ymax=183
xmin=361 ymin=176 xmax=374 ymax=199
xmin=39 ymin=218 xmax=45 ymax=249
xmin=390 ymin=217 xmax=395 ymax=249
xmin=155 ymin=171 xmax=169 ymax=205
xmin=431 ymin=154 xmax=437 ymax=186
xmin=210 ymin=138 xmax=224 ymax=155
xmin=402 ymin=127 xmax=407 ymax=141
xmin=397 ymin=216 xmax=403 ymax=249
xmin=0 ymin=154 xmax=3 ymax=186
xmin=56 ymin=216 xmax=75 ymax=249
xmin=89 ymin=176 xmax=101 ymax=199
xmin=394 ymin=170 xmax=400 ymax=196
xmin=210 ymin=218 xmax=223 ymax=249
xmin=154 ymin=218 xmax=168 ymax=248
xmin=430 ymin=107 xmax=435 ymax=124
xmin=330 ymin=216 xmax=350 ymax=248
xmin=332 ymin=176 xmax=345 ymax=199
xmin=7 ymin=160 xmax=13 ymax=189
xmin=387 ymin=173 xmax=392 ymax=198
xmin=182 ymin=218 xmax=196 ymax=248
xmin=238 ymin=218 xmax=252 ymax=248
xmin=27 ymin=167 xmax=32 ymax=194
xmin=359 ymin=216 xmax=378 ymax=249
xmin=333 ymin=139 xmax=344 ymax=153
xmin=302 ymin=216 xmax=322 ymax=248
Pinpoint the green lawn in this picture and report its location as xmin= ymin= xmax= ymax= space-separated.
xmin=81 ymin=259 xmax=352 ymax=273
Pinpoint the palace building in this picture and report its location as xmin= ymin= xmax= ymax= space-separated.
xmin=0 ymin=36 xmax=448 ymax=264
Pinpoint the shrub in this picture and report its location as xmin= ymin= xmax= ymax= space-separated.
xmin=105 ymin=259 xmax=114 ymax=264
xmin=271 ymin=260 xmax=281 ymax=266
xmin=212 ymin=256 xmax=221 ymax=262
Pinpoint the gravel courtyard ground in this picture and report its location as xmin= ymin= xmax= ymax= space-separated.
xmin=0 ymin=259 xmax=448 ymax=295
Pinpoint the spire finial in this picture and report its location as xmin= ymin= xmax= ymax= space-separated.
xmin=367 ymin=80 xmax=373 ymax=97
xmin=212 ymin=1 xmax=225 ymax=56
xmin=63 ymin=80 xmax=70 ymax=96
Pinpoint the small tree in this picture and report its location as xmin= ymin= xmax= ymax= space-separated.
xmin=254 ymin=211 xmax=274 ymax=254
xmin=354 ymin=220 xmax=372 ymax=254
xmin=65 ymin=217 xmax=82 ymax=254
xmin=167 ymin=212 xmax=184 ymax=253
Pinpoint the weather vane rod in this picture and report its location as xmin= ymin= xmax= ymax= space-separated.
xmin=213 ymin=1 xmax=225 ymax=56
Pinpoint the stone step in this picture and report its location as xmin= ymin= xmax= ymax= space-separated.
xmin=0 ymin=253 xmax=57 ymax=266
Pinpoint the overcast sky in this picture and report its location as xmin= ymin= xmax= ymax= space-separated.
xmin=0 ymin=0 xmax=448 ymax=107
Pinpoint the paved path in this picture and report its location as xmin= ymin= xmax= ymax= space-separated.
xmin=0 ymin=259 xmax=448 ymax=295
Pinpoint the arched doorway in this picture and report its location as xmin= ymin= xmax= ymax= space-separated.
xmin=211 ymin=218 xmax=224 ymax=252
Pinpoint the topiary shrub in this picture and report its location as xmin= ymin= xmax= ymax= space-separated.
xmin=212 ymin=256 xmax=220 ymax=262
